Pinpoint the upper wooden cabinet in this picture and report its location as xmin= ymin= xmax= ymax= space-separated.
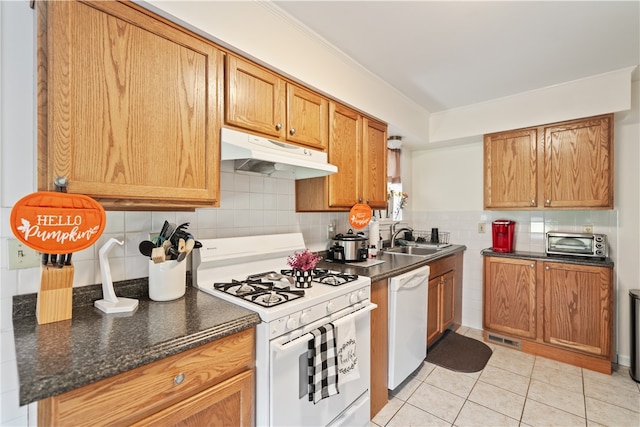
xmin=225 ymin=55 xmax=328 ymax=150
xmin=38 ymin=0 xmax=222 ymax=209
xmin=296 ymin=103 xmax=387 ymax=211
xmin=484 ymin=114 xmax=613 ymax=210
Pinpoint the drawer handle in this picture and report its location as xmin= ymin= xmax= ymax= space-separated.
xmin=174 ymin=373 xmax=185 ymax=385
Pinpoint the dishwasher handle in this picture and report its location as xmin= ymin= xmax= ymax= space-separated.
xmin=389 ymin=266 xmax=430 ymax=292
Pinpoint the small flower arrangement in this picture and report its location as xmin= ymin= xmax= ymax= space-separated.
xmin=388 ymin=190 xmax=409 ymax=209
xmin=287 ymin=249 xmax=321 ymax=271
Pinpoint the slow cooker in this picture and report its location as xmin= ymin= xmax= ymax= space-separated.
xmin=329 ymin=229 xmax=368 ymax=262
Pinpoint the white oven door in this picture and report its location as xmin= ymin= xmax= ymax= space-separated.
xmin=269 ymin=304 xmax=375 ymax=427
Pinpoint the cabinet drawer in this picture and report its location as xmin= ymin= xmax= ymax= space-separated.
xmin=428 ymin=255 xmax=456 ymax=278
xmin=39 ymin=328 xmax=255 ymax=426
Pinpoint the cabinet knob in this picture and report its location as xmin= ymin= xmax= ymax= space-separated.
xmin=174 ymin=373 xmax=185 ymax=385
xmin=289 ymin=128 xmax=296 ymax=135
xmin=358 ymin=197 xmax=363 ymax=203
xmin=530 ymin=199 xmax=536 ymax=205
xmin=545 ymin=199 xmax=551 ymax=206
xmin=530 ymin=263 xmax=535 ymax=268
xmin=275 ymin=123 xmax=282 ymax=131
xmin=366 ymin=199 xmax=370 ymax=204
xmin=545 ymin=266 xmax=550 ymax=271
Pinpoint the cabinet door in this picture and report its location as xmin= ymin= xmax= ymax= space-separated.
xmin=543 ymin=115 xmax=613 ymax=208
xmin=327 ymin=102 xmax=362 ymax=207
xmin=362 ymin=118 xmax=388 ymax=209
xmin=370 ymin=279 xmax=388 ymax=418
xmin=543 ymin=262 xmax=612 ymax=357
xmin=484 ymin=257 xmax=537 ymax=339
xmin=440 ymin=271 xmax=455 ymax=330
xmin=286 ymin=83 xmax=328 ymax=150
xmin=41 ymin=0 xmax=221 ymax=208
xmin=426 ymin=276 xmax=441 ymax=346
xmin=225 ymin=55 xmax=285 ymax=138
xmin=134 ymin=369 xmax=253 ymax=427
xmin=484 ymin=128 xmax=538 ymax=209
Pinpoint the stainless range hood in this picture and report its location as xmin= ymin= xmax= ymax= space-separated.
xmin=220 ymin=127 xmax=338 ymax=179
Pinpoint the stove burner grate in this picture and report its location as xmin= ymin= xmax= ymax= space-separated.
xmin=213 ymin=281 xmax=305 ymax=307
xmin=280 ymin=269 xmax=359 ymax=287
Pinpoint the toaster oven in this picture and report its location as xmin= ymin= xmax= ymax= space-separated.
xmin=545 ymin=232 xmax=608 ymax=259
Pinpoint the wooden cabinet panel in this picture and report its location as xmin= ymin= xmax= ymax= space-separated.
xmin=39 ymin=0 xmax=221 ymax=209
xmin=484 ymin=128 xmax=538 ymax=209
xmin=543 ymin=262 xmax=613 ymax=356
xmin=484 ymin=114 xmax=613 ymax=210
xmin=225 ymin=54 xmax=285 ymax=138
xmin=483 ymin=257 xmax=537 ymax=339
xmin=328 ymin=102 xmax=362 ymax=207
xmin=295 ymin=104 xmax=387 ymax=212
xmin=441 ymin=271 xmax=455 ymax=330
xmin=134 ymin=369 xmax=253 ymax=427
xmin=370 ymin=279 xmax=389 ymax=418
xmin=543 ymin=115 xmax=613 ymax=208
xmin=38 ymin=328 xmax=255 ymax=426
xmin=426 ymin=253 xmax=464 ymax=346
xmin=362 ymin=118 xmax=388 ymax=208
xmin=426 ymin=276 xmax=441 ymax=345
xmin=286 ymin=83 xmax=328 ymax=150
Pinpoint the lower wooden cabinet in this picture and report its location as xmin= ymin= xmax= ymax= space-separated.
xmin=483 ymin=255 xmax=613 ymax=373
xmin=543 ymin=262 xmax=613 ymax=357
xmin=369 ymin=278 xmax=388 ymax=419
xmin=38 ymin=328 xmax=255 ymax=426
xmin=427 ymin=252 xmax=464 ymax=347
xmin=484 ymin=257 xmax=537 ymax=339
xmin=133 ymin=369 xmax=253 ymax=426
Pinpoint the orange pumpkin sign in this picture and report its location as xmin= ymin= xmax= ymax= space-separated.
xmin=349 ymin=203 xmax=373 ymax=229
xmin=10 ymin=192 xmax=106 ymax=254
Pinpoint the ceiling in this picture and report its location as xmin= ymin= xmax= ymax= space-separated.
xmin=273 ymin=1 xmax=640 ymax=114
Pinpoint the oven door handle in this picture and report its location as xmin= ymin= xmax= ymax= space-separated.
xmin=273 ymin=303 xmax=377 ymax=352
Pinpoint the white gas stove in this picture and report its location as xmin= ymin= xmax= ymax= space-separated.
xmin=193 ymin=233 xmax=373 ymax=427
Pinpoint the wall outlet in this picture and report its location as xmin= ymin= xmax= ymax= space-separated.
xmin=583 ymin=224 xmax=593 ymax=233
xmin=478 ymin=222 xmax=486 ymax=233
xmin=327 ymin=223 xmax=336 ymax=239
xmin=8 ymin=239 xmax=41 ymax=270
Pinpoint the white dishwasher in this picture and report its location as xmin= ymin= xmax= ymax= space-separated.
xmin=388 ymin=265 xmax=430 ymax=389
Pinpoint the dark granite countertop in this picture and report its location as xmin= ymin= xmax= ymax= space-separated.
xmin=12 ymin=278 xmax=260 ymax=406
xmin=317 ymin=244 xmax=467 ymax=281
xmin=480 ymin=248 xmax=614 ymax=268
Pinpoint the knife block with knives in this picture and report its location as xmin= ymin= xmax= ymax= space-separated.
xmin=37 ymin=263 xmax=74 ymax=324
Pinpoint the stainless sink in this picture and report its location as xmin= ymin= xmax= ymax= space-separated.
xmin=383 ymin=246 xmax=440 ymax=257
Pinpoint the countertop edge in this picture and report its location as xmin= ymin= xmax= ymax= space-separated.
xmin=20 ymin=312 xmax=260 ymax=406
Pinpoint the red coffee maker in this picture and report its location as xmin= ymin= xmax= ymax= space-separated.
xmin=492 ymin=220 xmax=515 ymax=253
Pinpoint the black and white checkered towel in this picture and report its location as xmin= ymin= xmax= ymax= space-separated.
xmin=307 ymin=323 xmax=339 ymax=403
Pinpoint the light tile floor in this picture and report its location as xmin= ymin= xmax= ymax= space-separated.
xmin=372 ymin=327 xmax=640 ymax=427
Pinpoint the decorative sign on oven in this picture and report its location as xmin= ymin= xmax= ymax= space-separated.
xmin=10 ymin=192 xmax=106 ymax=254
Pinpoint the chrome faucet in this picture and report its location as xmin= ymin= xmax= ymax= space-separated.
xmin=390 ymin=227 xmax=413 ymax=248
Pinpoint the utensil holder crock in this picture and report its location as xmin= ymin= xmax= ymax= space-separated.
xmin=148 ymin=260 xmax=186 ymax=301
xmin=294 ymin=269 xmax=313 ymax=288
